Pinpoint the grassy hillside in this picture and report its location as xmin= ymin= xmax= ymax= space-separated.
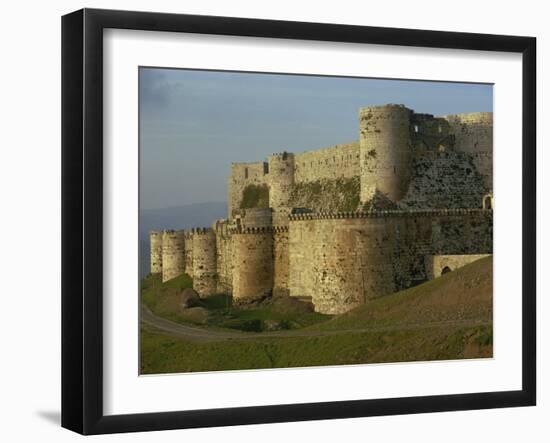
xmin=141 ymin=273 xmax=329 ymax=332
xmin=140 ymin=256 xmax=492 ymax=374
xmin=312 ymin=255 xmax=492 ymax=331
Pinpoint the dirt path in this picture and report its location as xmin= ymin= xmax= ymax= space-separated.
xmin=140 ymin=305 xmax=490 ymax=342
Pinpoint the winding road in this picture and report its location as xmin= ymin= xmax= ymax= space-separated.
xmin=140 ymin=304 xmax=490 ymax=343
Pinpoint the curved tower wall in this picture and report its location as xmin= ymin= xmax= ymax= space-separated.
xmin=184 ymin=231 xmax=194 ymax=277
xmin=214 ymin=220 xmax=233 ymax=294
xmin=161 ymin=230 xmax=186 ymax=282
xmin=267 ymin=152 xmax=295 ymax=210
xmin=273 ymin=228 xmax=289 ymax=297
xmin=359 ymin=105 xmax=413 ymax=202
xmin=288 ymin=214 xmax=433 ymax=315
xmin=149 ymin=230 xmax=163 ymax=274
xmin=231 ymin=230 xmax=274 ymax=300
xmin=192 ymin=228 xmax=217 ymax=297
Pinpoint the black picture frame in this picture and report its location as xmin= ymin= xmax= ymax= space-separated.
xmin=61 ymin=8 xmax=536 ymax=435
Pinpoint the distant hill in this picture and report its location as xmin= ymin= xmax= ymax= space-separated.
xmin=139 ymin=202 xmax=227 ymax=278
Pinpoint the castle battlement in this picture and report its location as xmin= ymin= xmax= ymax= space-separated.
xmin=288 ymin=208 xmax=492 ymax=221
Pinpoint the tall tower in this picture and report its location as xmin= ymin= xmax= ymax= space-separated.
xmin=267 ymin=152 xmax=295 ymax=210
xmin=161 ymin=230 xmax=186 ymax=282
xmin=231 ymin=228 xmax=274 ymax=300
xmin=192 ymin=228 xmax=217 ymax=297
xmin=359 ymin=104 xmax=413 ymax=203
xmin=149 ymin=230 xmax=163 ymax=275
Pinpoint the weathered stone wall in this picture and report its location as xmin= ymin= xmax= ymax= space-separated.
xmin=294 ymin=142 xmax=360 ymax=182
xmin=273 ymin=227 xmax=289 ymax=297
xmin=410 ymin=113 xmax=454 ymax=154
xmin=289 ymin=177 xmax=361 ymax=213
xmin=149 ymin=230 xmax=163 ymax=274
xmin=288 ymin=212 xmax=432 ymax=314
xmin=213 ymin=220 xmax=233 ymax=294
xmin=399 ymin=151 xmax=488 ymax=209
xmin=192 ymin=228 xmax=217 ymax=297
xmin=359 ymin=104 xmax=413 ymax=203
xmin=288 ymin=209 xmax=491 ymax=314
xmin=443 ymin=112 xmax=493 ymax=190
xmin=152 ymin=103 xmax=493 ymax=314
xmin=233 ymin=207 xmax=273 ymax=230
xmin=431 ymin=210 xmax=493 ymax=255
xmin=184 ymin=231 xmax=194 ymax=277
xmin=267 ymin=152 xmax=295 ymax=210
xmin=227 ymin=161 xmax=268 ymax=218
xmin=426 ymin=254 xmax=491 ymax=279
xmin=161 ymin=230 xmax=186 ymax=282
xmin=231 ymin=228 xmax=274 ymax=300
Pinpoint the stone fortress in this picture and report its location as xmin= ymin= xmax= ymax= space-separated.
xmin=150 ymin=104 xmax=493 ymax=315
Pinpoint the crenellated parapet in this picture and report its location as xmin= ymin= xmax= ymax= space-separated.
xmin=289 ymin=208 xmax=492 ymax=221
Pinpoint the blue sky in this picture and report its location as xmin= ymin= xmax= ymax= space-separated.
xmin=139 ymin=68 xmax=492 ymax=210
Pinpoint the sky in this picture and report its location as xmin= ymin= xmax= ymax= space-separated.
xmin=139 ymin=68 xmax=493 ymax=210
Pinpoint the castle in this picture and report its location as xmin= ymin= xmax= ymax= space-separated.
xmin=149 ymin=104 xmax=493 ymax=315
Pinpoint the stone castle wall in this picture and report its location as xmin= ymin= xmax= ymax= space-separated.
xmin=214 ymin=220 xmax=233 ymax=294
xmin=288 ymin=209 xmax=491 ymax=314
xmin=359 ymin=104 xmax=413 ymax=202
xmin=227 ymin=161 xmax=268 ymax=218
xmin=149 ymin=231 xmax=163 ymax=274
xmin=161 ymin=230 xmax=186 ymax=283
xmin=150 ymin=103 xmax=493 ymax=315
xmin=184 ymin=231 xmax=194 ymax=277
xmin=273 ymin=227 xmax=290 ymax=297
xmin=443 ymin=112 xmax=493 ymax=190
xmin=231 ymin=228 xmax=274 ymax=300
xmin=294 ymin=142 xmax=360 ymax=182
xmin=192 ymin=228 xmax=217 ymax=297
xmin=426 ymin=254 xmax=491 ymax=280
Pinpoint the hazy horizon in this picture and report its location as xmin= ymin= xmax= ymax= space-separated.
xmin=139 ymin=68 xmax=493 ymax=211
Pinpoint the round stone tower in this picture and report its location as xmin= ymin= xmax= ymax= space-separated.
xmin=161 ymin=230 xmax=186 ymax=283
xmin=231 ymin=228 xmax=274 ymax=301
xmin=192 ymin=228 xmax=217 ymax=297
xmin=267 ymin=152 xmax=295 ymax=209
xmin=149 ymin=230 xmax=163 ymax=275
xmin=359 ymin=104 xmax=413 ymax=203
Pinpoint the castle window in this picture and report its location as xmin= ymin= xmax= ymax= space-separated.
xmin=438 ymin=125 xmax=442 ymax=133
xmin=263 ymin=162 xmax=269 ymax=174
xmin=414 ymin=124 xmax=419 ymax=133
xmin=244 ymin=167 xmax=248 ymax=179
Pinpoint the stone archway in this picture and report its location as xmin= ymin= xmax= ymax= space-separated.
xmin=441 ymin=266 xmax=452 ymax=275
xmin=482 ymin=193 xmax=493 ymax=210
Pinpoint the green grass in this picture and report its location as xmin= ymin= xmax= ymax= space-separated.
xmin=140 ymin=322 xmax=493 ymax=374
xmin=141 ymin=274 xmax=330 ymax=332
xmin=310 ymin=256 xmax=492 ymax=332
xmin=140 ymin=257 xmax=493 ymax=374
xmin=240 ymin=184 xmax=269 ymax=209
xmin=289 ymin=177 xmax=360 ymax=212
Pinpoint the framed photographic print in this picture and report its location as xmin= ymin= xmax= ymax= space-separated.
xmin=61 ymin=8 xmax=536 ymax=435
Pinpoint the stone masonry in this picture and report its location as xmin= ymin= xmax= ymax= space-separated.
xmin=149 ymin=104 xmax=493 ymax=314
